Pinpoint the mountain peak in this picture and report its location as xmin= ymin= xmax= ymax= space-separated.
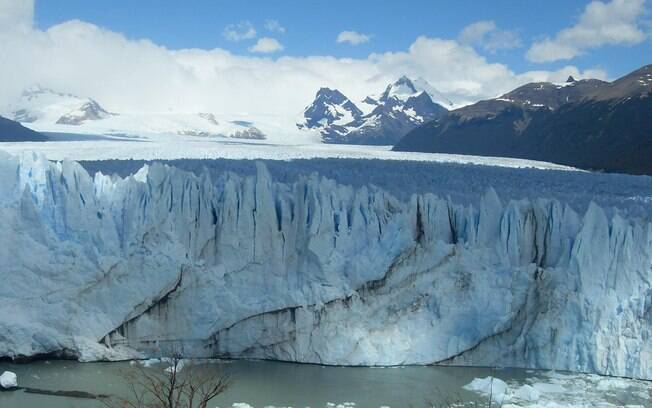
xmin=393 ymin=76 xmax=418 ymax=92
xmin=315 ymin=87 xmax=349 ymax=104
xmin=380 ymin=76 xmax=419 ymax=102
xmin=375 ymin=76 xmax=454 ymax=108
xmin=496 ymin=76 xmax=609 ymax=111
xmin=588 ymin=64 xmax=652 ymax=101
xmin=299 ymin=76 xmax=448 ymax=145
xmin=55 ymin=99 xmax=113 ymax=126
xmin=9 ymin=86 xmax=112 ymax=125
xmin=21 ymin=85 xmax=80 ymax=100
xmin=628 ymin=64 xmax=652 ymax=75
xmin=317 ymin=87 xmax=337 ymax=94
xmin=299 ymin=87 xmax=363 ymax=134
xmin=21 ymin=85 xmax=59 ymax=100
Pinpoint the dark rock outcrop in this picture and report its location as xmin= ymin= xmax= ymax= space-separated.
xmin=0 ymin=116 xmax=47 ymax=142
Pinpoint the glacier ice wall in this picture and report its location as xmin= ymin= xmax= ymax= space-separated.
xmin=0 ymin=151 xmax=650 ymax=379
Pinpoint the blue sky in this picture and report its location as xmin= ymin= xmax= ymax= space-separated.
xmin=33 ymin=0 xmax=651 ymax=79
xmin=1 ymin=0 xmax=650 ymax=115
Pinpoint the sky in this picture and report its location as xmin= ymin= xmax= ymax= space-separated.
xmin=0 ymin=0 xmax=650 ymax=116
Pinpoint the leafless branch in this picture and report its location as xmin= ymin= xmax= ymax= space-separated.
xmin=100 ymin=351 xmax=230 ymax=408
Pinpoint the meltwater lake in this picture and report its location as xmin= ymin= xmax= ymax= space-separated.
xmin=1 ymin=360 xmax=651 ymax=408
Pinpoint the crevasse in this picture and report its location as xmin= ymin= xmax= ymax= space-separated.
xmin=0 ymin=151 xmax=650 ymax=379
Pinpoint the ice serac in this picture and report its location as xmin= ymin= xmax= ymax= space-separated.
xmin=0 ymin=151 xmax=650 ymax=379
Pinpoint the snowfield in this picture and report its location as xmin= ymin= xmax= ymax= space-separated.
xmin=0 ymin=149 xmax=650 ymax=381
xmin=2 ymin=86 xmax=309 ymax=144
xmin=0 ymin=133 xmax=575 ymax=169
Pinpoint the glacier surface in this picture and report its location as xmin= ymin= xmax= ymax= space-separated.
xmin=0 ymin=151 xmax=650 ymax=380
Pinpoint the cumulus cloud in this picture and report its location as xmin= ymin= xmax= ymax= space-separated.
xmin=367 ymin=37 xmax=605 ymax=102
xmin=527 ymin=0 xmax=647 ymax=63
xmin=459 ymin=21 xmax=522 ymax=53
xmin=248 ymin=37 xmax=284 ymax=53
xmin=337 ymin=30 xmax=372 ymax=45
xmin=0 ymin=0 xmax=33 ymax=33
xmin=0 ymin=4 xmax=607 ymax=119
xmin=264 ymin=19 xmax=285 ymax=34
xmin=223 ymin=21 xmax=256 ymax=42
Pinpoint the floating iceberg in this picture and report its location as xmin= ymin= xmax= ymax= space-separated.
xmin=512 ymin=384 xmax=541 ymax=402
xmin=463 ymin=376 xmax=509 ymax=403
xmin=0 ymin=150 xmax=650 ymax=380
xmin=0 ymin=371 xmax=17 ymax=389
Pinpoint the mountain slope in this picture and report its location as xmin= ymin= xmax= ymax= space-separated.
xmin=3 ymin=86 xmax=272 ymax=141
xmin=297 ymin=88 xmax=363 ymax=142
xmin=7 ymin=86 xmax=113 ymax=126
xmin=394 ymin=65 xmax=652 ymax=175
xmin=497 ymin=76 xmax=608 ymax=109
xmin=56 ymin=100 xmax=112 ymax=125
xmin=299 ymin=77 xmax=449 ymax=145
xmin=515 ymin=95 xmax=652 ymax=174
xmin=0 ymin=115 xmax=47 ymax=142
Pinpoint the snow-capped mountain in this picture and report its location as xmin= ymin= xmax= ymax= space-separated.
xmin=56 ymin=100 xmax=112 ymax=125
xmin=7 ymin=86 xmax=113 ymax=126
xmin=296 ymin=88 xmax=363 ymax=141
xmin=365 ymin=76 xmax=454 ymax=108
xmin=298 ymin=77 xmax=449 ymax=145
xmin=3 ymin=86 xmax=269 ymax=141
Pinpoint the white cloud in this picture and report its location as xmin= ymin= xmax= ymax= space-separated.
xmin=337 ymin=30 xmax=372 ymax=45
xmin=0 ymin=0 xmax=33 ymax=33
xmin=223 ymin=21 xmax=256 ymax=42
xmin=0 ymin=8 xmax=607 ymax=119
xmin=527 ymin=0 xmax=647 ymax=63
xmin=459 ymin=21 xmax=496 ymax=44
xmin=459 ymin=20 xmax=521 ymax=53
xmin=264 ymin=19 xmax=285 ymax=34
xmin=248 ymin=37 xmax=284 ymax=53
xmin=367 ymin=37 xmax=605 ymax=103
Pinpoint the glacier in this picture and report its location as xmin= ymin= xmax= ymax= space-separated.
xmin=0 ymin=150 xmax=650 ymax=380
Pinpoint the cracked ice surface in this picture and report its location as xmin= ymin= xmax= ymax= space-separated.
xmin=0 ymin=150 xmax=650 ymax=380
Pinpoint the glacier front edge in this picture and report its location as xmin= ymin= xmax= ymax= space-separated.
xmin=0 ymin=151 xmax=650 ymax=380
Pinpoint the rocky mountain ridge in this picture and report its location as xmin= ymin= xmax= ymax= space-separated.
xmin=298 ymin=76 xmax=449 ymax=145
xmin=394 ymin=64 xmax=652 ymax=175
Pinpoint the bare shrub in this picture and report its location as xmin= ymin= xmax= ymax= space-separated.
xmin=100 ymin=353 xmax=231 ymax=408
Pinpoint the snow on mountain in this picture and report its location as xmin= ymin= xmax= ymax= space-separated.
xmin=412 ymin=77 xmax=455 ymax=108
xmin=5 ymin=79 xmax=455 ymax=146
xmin=495 ymin=78 xmax=608 ymax=111
xmin=3 ymin=86 xmax=276 ymax=142
xmin=56 ymin=100 xmax=113 ymax=125
xmin=5 ymin=86 xmax=113 ymax=125
xmin=369 ymin=76 xmax=454 ymax=108
xmin=588 ymin=63 xmax=652 ymax=101
xmin=0 ymin=150 xmax=650 ymax=380
xmin=93 ymin=112 xmax=269 ymax=140
xmin=298 ymin=77 xmax=449 ymax=145
xmin=296 ymin=88 xmax=363 ymax=142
